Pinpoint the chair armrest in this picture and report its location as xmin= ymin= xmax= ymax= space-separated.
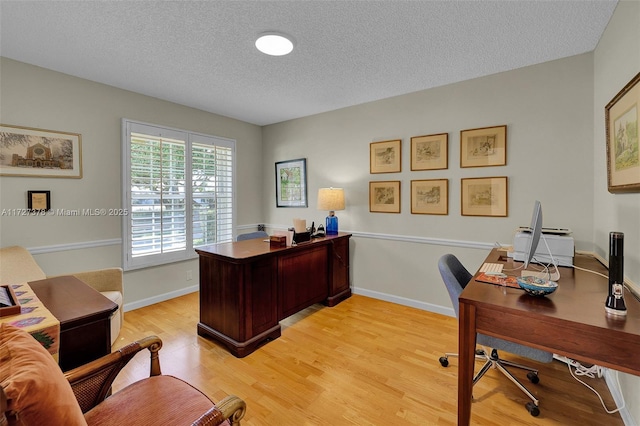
xmin=49 ymin=267 xmax=123 ymax=294
xmin=64 ymin=336 xmax=162 ymax=413
xmin=191 ymin=395 xmax=246 ymax=426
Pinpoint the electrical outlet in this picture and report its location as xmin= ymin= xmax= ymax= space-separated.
xmin=186 ymin=270 xmax=193 ymax=281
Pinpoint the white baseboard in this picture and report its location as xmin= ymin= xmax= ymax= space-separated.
xmin=123 ymin=284 xmax=199 ymax=312
xmin=352 ymin=286 xmax=455 ymax=318
xmin=604 ymin=369 xmax=635 ymax=425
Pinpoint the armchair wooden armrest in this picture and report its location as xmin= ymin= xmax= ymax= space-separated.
xmin=192 ymin=396 xmax=247 ymax=426
xmin=65 ymin=335 xmax=162 ymax=413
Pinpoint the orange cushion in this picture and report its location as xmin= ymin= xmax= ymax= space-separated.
xmin=0 ymin=323 xmax=87 ymax=426
xmin=84 ymin=375 xmax=226 ymax=426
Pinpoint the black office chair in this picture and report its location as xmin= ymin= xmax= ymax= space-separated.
xmin=438 ymin=254 xmax=553 ymax=417
xmin=236 ymin=231 xmax=268 ymax=242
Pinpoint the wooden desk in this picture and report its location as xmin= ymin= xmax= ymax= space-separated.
xmin=29 ymin=275 xmax=118 ymax=371
xmin=457 ymin=249 xmax=640 ymax=425
xmin=196 ymin=233 xmax=351 ymax=357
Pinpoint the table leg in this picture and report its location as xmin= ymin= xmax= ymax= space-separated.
xmin=458 ymin=301 xmax=476 ymax=426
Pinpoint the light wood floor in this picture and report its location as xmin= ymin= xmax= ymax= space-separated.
xmin=112 ymin=293 xmax=623 ymax=425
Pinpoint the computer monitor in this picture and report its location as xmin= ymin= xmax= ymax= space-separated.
xmin=523 ymin=200 xmax=543 ymax=269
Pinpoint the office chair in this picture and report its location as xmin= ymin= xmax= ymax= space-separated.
xmin=437 ymin=254 xmax=553 ymax=417
xmin=236 ymin=231 xmax=268 ymax=241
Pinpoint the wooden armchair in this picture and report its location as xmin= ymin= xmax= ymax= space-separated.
xmin=1 ymin=324 xmax=246 ymax=426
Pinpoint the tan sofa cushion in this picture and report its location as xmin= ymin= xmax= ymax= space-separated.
xmin=0 ymin=246 xmax=46 ymax=284
xmin=0 ymin=323 xmax=87 ymax=426
xmin=83 ymin=375 xmax=228 ymax=426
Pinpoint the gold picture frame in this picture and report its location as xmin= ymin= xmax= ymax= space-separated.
xmin=605 ymin=71 xmax=640 ymax=193
xmin=461 ymin=176 xmax=508 ymax=217
xmin=0 ymin=124 xmax=82 ymax=178
xmin=411 ymin=179 xmax=448 ymax=215
xmin=27 ymin=190 xmax=51 ymax=212
xmin=411 ymin=133 xmax=448 ymax=171
xmin=369 ymin=181 xmax=401 ymax=213
xmin=370 ymin=139 xmax=401 ymax=173
xmin=460 ymin=125 xmax=507 ymax=168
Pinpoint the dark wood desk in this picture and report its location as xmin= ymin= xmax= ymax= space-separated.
xmin=457 ymin=249 xmax=640 ymax=425
xmin=29 ymin=275 xmax=118 ymax=371
xmin=196 ymin=233 xmax=351 ymax=357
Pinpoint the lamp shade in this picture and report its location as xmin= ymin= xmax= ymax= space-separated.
xmin=317 ymin=188 xmax=345 ymax=211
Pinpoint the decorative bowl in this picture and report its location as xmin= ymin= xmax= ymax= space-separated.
xmin=517 ymin=276 xmax=558 ymax=296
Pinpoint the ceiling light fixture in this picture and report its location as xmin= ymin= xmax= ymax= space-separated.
xmin=255 ymin=33 xmax=294 ymax=56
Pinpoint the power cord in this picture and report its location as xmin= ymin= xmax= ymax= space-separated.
xmin=562 ymin=357 xmax=625 ymax=414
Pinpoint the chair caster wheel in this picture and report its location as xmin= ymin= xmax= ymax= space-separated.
xmin=439 ymin=357 xmax=449 ymax=367
xmin=526 ymin=402 xmax=540 ymax=417
xmin=527 ymin=372 xmax=539 ymax=384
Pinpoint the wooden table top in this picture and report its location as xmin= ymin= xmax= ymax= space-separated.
xmin=29 ymin=275 xmax=118 ymax=329
xmin=196 ymin=232 xmax=351 ymax=261
xmin=461 ymin=248 xmax=640 ymax=339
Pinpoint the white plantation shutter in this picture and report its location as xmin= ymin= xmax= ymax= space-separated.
xmin=123 ymin=120 xmax=235 ymax=270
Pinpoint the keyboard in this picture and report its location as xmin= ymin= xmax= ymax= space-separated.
xmin=480 ymin=262 xmax=504 ymax=274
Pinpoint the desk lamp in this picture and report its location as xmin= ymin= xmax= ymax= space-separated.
xmin=317 ymin=188 xmax=345 ymax=235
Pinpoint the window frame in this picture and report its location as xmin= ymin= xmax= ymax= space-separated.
xmin=121 ymin=119 xmax=236 ymax=271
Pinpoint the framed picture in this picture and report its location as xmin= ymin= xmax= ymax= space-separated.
xmin=370 ymin=139 xmax=401 ymax=173
xmin=411 ymin=179 xmax=448 ymax=215
xmin=27 ymin=190 xmax=51 ymax=211
xmin=605 ymin=71 xmax=640 ymax=193
xmin=0 ymin=124 xmax=82 ymax=178
xmin=411 ymin=133 xmax=448 ymax=171
xmin=460 ymin=125 xmax=507 ymax=168
xmin=461 ymin=176 xmax=508 ymax=217
xmin=275 ymin=158 xmax=308 ymax=207
xmin=369 ymin=181 xmax=401 ymax=213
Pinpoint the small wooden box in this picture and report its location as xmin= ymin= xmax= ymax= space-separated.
xmin=0 ymin=285 xmax=21 ymax=317
xmin=270 ymin=235 xmax=287 ymax=248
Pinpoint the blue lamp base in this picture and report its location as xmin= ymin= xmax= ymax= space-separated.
xmin=326 ymin=214 xmax=339 ymax=235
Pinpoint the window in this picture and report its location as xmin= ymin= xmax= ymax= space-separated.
xmin=122 ymin=119 xmax=235 ymax=270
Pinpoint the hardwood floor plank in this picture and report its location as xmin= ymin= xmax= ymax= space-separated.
xmin=112 ymin=293 xmax=623 ymax=425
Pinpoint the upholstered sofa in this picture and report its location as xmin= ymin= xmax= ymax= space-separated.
xmin=0 ymin=246 xmax=123 ymax=345
xmin=0 ymin=323 xmax=246 ymax=425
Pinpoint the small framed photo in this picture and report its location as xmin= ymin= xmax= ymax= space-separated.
xmin=0 ymin=124 xmax=82 ymax=178
xmin=275 ymin=158 xmax=308 ymax=207
xmin=411 ymin=179 xmax=448 ymax=215
xmin=369 ymin=181 xmax=401 ymax=213
xmin=461 ymin=176 xmax=508 ymax=217
xmin=411 ymin=133 xmax=448 ymax=171
xmin=460 ymin=125 xmax=507 ymax=168
xmin=27 ymin=190 xmax=51 ymax=212
xmin=605 ymin=71 xmax=640 ymax=193
xmin=370 ymin=139 xmax=401 ymax=173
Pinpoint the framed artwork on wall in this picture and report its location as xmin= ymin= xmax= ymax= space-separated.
xmin=460 ymin=125 xmax=507 ymax=168
xmin=410 ymin=133 xmax=448 ymax=171
xmin=27 ymin=190 xmax=51 ymax=212
xmin=370 ymin=139 xmax=401 ymax=173
xmin=369 ymin=180 xmax=401 ymax=213
xmin=411 ymin=179 xmax=448 ymax=215
xmin=275 ymin=158 xmax=308 ymax=207
xmin=605 ymin=71 xmax=640 ymax=193
xmin=0 ymin=124 xmax=82 ymax=178
xmin=461 ymin=176 xmax=508 ymax=217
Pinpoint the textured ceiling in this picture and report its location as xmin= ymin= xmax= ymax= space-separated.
xmin=0 ymin=1 xmax=617 ymax=126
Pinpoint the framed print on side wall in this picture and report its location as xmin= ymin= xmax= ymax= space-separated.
xmin=411 ymin=133 xmax=448 ymax=171
xmin=411 ymin=179 xmax=448 ymax=215
xmin=605 ymin=71 xmax=640 ymax=193
xmin=369 ymin=181 xmax=401 ymax=213
xmin=460 ymin=125 xmax=506 ymax=168
xmin=370 ymin=139 xmax=401 ymax=173
xmin=27 ymin=190 xmax=51 ymax=211
xmin=461 ymin=176 xmax=508 ymax=217
xmin=275 ymin=158 xmax=308 ymax=207
xmin=0 ymin=124 xmax=82 ymax=178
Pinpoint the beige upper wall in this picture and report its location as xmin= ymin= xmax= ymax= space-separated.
xmin=593 ymin=1 xmax=640 ymax=423
xmin=0 ymin=57 xmax=264 ymax=303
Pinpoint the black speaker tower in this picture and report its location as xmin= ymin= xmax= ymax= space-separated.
xmin=605 ymin=232 xmax=627 ymax=316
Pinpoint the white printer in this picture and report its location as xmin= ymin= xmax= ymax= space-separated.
xmin=508 ymin=228 xmax=575 ymax=267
